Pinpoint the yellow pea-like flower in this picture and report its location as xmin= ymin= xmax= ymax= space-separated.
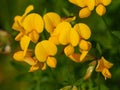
xmin=12 ymin=5 xmax=44 ymax=44
xmin=74 ymin=23 xmax=91 ymax=40
xmin=96 ymin=4 xmax=106 ymax=16
xmin=96 ymin=57 xmax=113 ymax=79
xmin=35 ymin=40 xmax=57 ymax=62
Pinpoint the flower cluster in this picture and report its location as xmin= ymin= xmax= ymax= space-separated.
xmin=69 ymin=0 xmax=112 ymax=18
xmin=12 ymin=3 xmax=113 ymax=80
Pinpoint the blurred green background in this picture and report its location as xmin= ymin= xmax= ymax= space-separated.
xmin=0 ymin=0 xmax=120 ymax=90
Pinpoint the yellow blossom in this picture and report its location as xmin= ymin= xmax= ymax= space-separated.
xmin=43 ymin=12 xmax=76 ymax=34
xmin=96 ymin=57 xmax=113 ymax=80
xmin=12 ymin=5 xmax=44 ymax=43
xmin=35 ymin=40 xmax=57 ymax=69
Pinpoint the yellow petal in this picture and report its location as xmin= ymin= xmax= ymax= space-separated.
xmin=96 ymin=4 xmax=106 ymax=16
xmin=29 ymin=61 xmax=44 ymax=72
xmin=23 ymin=13 xmax=44 ymax=33
xmin=28 ymin=30 xmax=39 ymax=43
xmin=43 ymin=12 xmax=61 ymax=33
xmin=64 ymin=45 xmax=74 ymax=56
xmin=74 ymin=23 xmax=91 ymax=39
xmin=35 ymin=40 xmax=57 ymax=62
xmin=42 ymin=63 xmax=47 ymax=70
xmin=69 ymin=53 xmax=80 ymax=62
xmin=79 ymin=40 xmax=91 ymax=51
xmin=24 ymin=56 xmax=37 ymax=65
xmin=96 ymin=59 xmax=104 ymax=72
xmin=79 ymin=7 xmax=91 ymax=18
xmin=20 ymin=35 xmax=30 ymax=56
xmin=70 ymin=28 xmax=79 ymax=46
xmin=69 ymin=0 xmax=86 ymax=7
xmin=23 ymin=5 xmax=34 ymax=17
xmin=15 ymin=32 xmax=24 ymax=41
xmin=80 ymin=51 xmax=88 ymax=62
xmin=29 ymin=65 xmax=39 ymax=72
xmin=100 ymin=0 xmax=112 ymax=6
xmin=46 ymin=56 xmax=57 ymax=68
xmin=48 ymin=36 xmax=60 ymax=45
xmin=102 ymin=68 xmax=112 ymax=80
xmin=87 ymin=0 xmax=95 ymax=10
xmin=12 ymin=16 xmax=23 ymax=31
xmin=13 ymin=51 xmax=24 ymax=61
xmin=59 ymin=22 xmax=71 ymax=45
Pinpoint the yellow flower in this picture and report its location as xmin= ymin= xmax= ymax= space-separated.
xmin=66 ymin=23 xmax=92 ymax=62
xmin=69 ymin=0 xmax=95 ymax=18
xmin=43 ymin=12 xmax=76 ymax=34
xmin=12 ymin=5 xmax=44 ymax=43
xmin=96 ymin=57 xmax=113 ymax=80
xmin=35 ymin=40 xmax=57 ymax=68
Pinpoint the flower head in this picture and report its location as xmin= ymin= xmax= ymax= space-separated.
xmin=35 ymin=40 xmax=57 ymax=68
xmin=96 ymin=57 xmax=113 ymax=80
xmin=12 ymin=5 xmax=44 ymax=43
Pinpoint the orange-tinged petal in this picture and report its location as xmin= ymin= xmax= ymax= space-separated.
xmin=46 ymin=56 xmax=57 ymax=68
xmin=63 ymin=16 xmax=76 ymax=22
xmin=69 ymin=53 xmax=80 ymax=62
xmin=23 ymin=13 xmax=44 ymax=33
xmin=20 ymin=35 xmax=30 ymax=56
xmin=35 ymin=40 xmax=57 ymax=62
xmin=59 ymin=22 xmax=71 ymax=45
xmin=79 ymin=7 xmax=91 ymax=18
xmin=29 ymin=65 xmax=39 ymax=72
xmin=70 ymin=28 xmax=79 ymax=46
xmin=24 ymin=56 xmax=37 ymax=65
xmin=96 ymin=59 xmax=104 ymax=72
xmin=102 ymin=68 xmax=112 ymax=80
xmin=43 ymin=12 xmax=61 ymax=33
xmin=101 ymin=57 xmax=113 ymax=69
xmin=80 ymin=51 xmax=88 ymax=62
xmin=74 ymin=23 xmax=91 ymax=39
xmin=13 ymin=51 xmax=24 ymax=61
xmin=96 ymin=4 xmax=106 ymax=16
xmin=64 ymin=45 xmax=74 ymax=56
xmin=28 ymin=30 xmax=39 ymax=43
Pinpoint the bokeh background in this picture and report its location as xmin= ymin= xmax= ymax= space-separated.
xmin=0 ymin=0 xmax=120 ymax=90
